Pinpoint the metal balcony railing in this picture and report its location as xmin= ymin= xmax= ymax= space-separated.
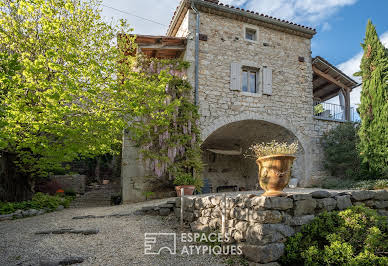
xmin=313 ymin=101 xmax=360 ymax=122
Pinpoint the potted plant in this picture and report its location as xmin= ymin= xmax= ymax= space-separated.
xmin=249 ymin=141 xmax=298 ymax=197
xmin=173 ymin=172 xmax=203 ymax=196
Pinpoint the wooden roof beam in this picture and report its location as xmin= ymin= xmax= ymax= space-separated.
xmin=313 ymin=81 xmax=331 ymax=93
xmin=312 ymin=65 xmax=351 ymax=90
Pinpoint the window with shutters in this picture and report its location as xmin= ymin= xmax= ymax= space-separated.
xmin=242 ymin=68 xmax=258 ymax=93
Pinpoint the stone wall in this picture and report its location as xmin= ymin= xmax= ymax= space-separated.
xmin=179 ymin=10 xmax=316 ymax=186
xmin=170 ymin=190 xmax=388 ymax=263
xmin=51 ymin=174 xmax=87 ymax=194
xmin=120 ymin=8 xmax=345 ymax=202
xmin=310 ymin=118 xmax=344 ymax=185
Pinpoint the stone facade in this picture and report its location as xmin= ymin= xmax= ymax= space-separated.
xmin=159 ymin=190 xmax=388 ymax=263
xmin=121 ymin=5 xmax=345 ymax=202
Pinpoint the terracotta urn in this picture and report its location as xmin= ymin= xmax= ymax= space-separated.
xmin=175 ymin=185 xmax=195 ymax=196
xmin=256 ymin=154 xmax=295 ymax=197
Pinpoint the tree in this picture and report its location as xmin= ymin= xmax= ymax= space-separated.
xmin=0 ymin=0 xmax=133 ymax=177
xmin=355 ymin=20 xmax=388 ymax=177
xmin=322 ymin=123 xmax=367 ymax=179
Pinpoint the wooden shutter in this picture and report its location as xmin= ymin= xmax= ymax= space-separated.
xmin=230 ymin=62 xmax=241 ymax=91
xmin=262 ymin=66 xmax=272 ymax=95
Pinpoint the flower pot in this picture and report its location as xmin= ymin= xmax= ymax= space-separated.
xmin=256 ymin=154 xmax=295 ymax=197
xmin=175 ymin=185 xmax=195 ymax=196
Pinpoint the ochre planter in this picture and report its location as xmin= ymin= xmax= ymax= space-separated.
xmin=256 ymin=154 xmax=296 ymax=197
xmin=175 ymin=185 xmax=195 ymax=196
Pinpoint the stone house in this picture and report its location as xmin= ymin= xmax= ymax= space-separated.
xmin=121 ymin=0 xmax=359 ymax=203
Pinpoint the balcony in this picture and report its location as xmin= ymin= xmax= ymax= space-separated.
xmin=313 ymin=101 xmax=360 ymax=122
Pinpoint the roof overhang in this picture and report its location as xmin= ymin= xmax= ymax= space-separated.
xmin=167 ymin=0 xmax=316 ymax=38
xmin=131 ymin=35 xmax=187 ymax=59
xmin=312 ymin=56 xmax=360 ymax=101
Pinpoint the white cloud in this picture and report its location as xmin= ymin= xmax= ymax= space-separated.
xmin=321 ymin=22 xmax=332 ymax=32
xmin=101 ymin=0 xmax=358 ymax=35
xmin=337 ymin=31 xmax=388 ymax=107
xmin=223 ymin=0 xmax=357 ymax=27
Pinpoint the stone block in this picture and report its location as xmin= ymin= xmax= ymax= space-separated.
xmin=336 ymin=195 xmax=352 ymax=210
xmin=235 ymin=221 xmax=249 ymax=232
xmin=351 ymin=191 xmax=375 ymax=201
xmin=251 ymin=196 xmax=293 ymax=210
xmin=316 ymin=198 xmax=337 ymax=211
xmin=378 ymin=210 xmax=388 ymax=216
xmin=233 ymin=230 xmax=245 ymax=242
xmin=294 ymin=199 xmax=316 ymax=215
xmin=375 ymin=201 xmax=388 ymax=209
xmin=158 ymin=203 xmax=173 ymax=209
xmin=310 ymin=190 xmax=332 ymax=199
xmin=241 ymin=243 xmax=285 ymax=263
xmin=209 ymin=218 xmax=220 ymax=229
xmin=0 ymin=214 xmax=13 ymax=221
xmin=250 ymin=210 xmax=282 ymax=224
xmin=375 ymin=190 xmax=388 ymax=200
xmin=190 ymin=221 xmax=210 ymax=232
xmin=288 ymin=194 xmax=312 ymax=201
xmin=246 ymin=224 xmax=294 ymax=245
xmin=231 ymin=207 xmax=249 ymax=221
xmin=284 ymin=214 xmax=315 ymax=226
xmin=198 ymin=216 xmax=210 ymax=225
xmin=159 ymin=208 xmax=170 ymax=216
xmin=211 ymin=207 xmax=222 ymax=218
xmin=211 ymin=196 xmax=222 ymax=206
xmin=201 ymin=208 xmax=212 ymax=217
xmin=183 ymin=198 xmax=194 ymax=209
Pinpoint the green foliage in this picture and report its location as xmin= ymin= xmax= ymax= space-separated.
xmin=0 ymin=0 xmax=133 ymax=177
xmin=355 ymin=20 xmax=388 ymax=176
xmin=321 ymin=177 xmax=388 ymax=190
xmin=314 ymin=103 xmax=324 ymax=115
xmin=322 ymin=123 xmax=368 ymax=179
xmin=0 ymin=192 xmax=73 ymax=214
xmin=280 ymin=205 xmax=388 ymax=266
xmin=118 ymin=54 xmax=203 ymax=188
xmin=173 ymin=172 xmax=203 ymax=191
xmin=142 ymin=191 xmax=155 ymax=200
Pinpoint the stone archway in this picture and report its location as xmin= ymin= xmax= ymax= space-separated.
xmin=200 ymin=114 xmax=312 ymax=190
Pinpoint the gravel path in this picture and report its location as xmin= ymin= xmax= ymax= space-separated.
xmin=0 ymin=199 xmax=226 ymax=266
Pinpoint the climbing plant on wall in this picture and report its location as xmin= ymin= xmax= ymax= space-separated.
xmin=117 ymin=49 xmax=203 ymax=187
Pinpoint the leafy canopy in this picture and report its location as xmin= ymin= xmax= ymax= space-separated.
xmin=0 ymin=0 xmax=133 ymax=176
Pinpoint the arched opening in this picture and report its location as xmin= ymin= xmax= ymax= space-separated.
xmin=201 ymin=120 xmax=305 ymax=193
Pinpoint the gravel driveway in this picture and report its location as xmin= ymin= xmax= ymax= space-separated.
xmin=0 ymin=199 xmax=226 ymax=266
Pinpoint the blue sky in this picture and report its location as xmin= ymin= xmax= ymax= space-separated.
xmin=101 ymin=0 xmax=388 ymax=106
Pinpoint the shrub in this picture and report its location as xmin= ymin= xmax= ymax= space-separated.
xmin=321 ymin=178 xmax=388 ymax=190
xmin=321 ymin=123 xmax=369 ymax=179
xmin=280 ymin=205 xmax=388 ymax=266
xmin=173 ymin=171 xmax=203 ymax=192
xmin=0 ymin=192 xmax=73 ymax=214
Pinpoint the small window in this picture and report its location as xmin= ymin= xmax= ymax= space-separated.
xmin=242 ymin=69 xmax=257 ymax=93
xmin=245 ymin=28 xmax=257 ymax=41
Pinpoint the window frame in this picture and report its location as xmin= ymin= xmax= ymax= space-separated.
xmin=241 ymin=66 xmax=260 ymax=94
xmin=243 ymin=25 xmax=259 ymax=43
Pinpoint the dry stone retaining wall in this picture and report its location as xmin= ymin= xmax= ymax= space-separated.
xmin=168 ymin=190 xmax=388 ymax=264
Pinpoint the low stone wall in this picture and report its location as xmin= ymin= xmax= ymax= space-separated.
xmin=170 ymin=190 xmax=388 ymax=264
xmin=52 ymin=174 xmax=86 ymax=194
